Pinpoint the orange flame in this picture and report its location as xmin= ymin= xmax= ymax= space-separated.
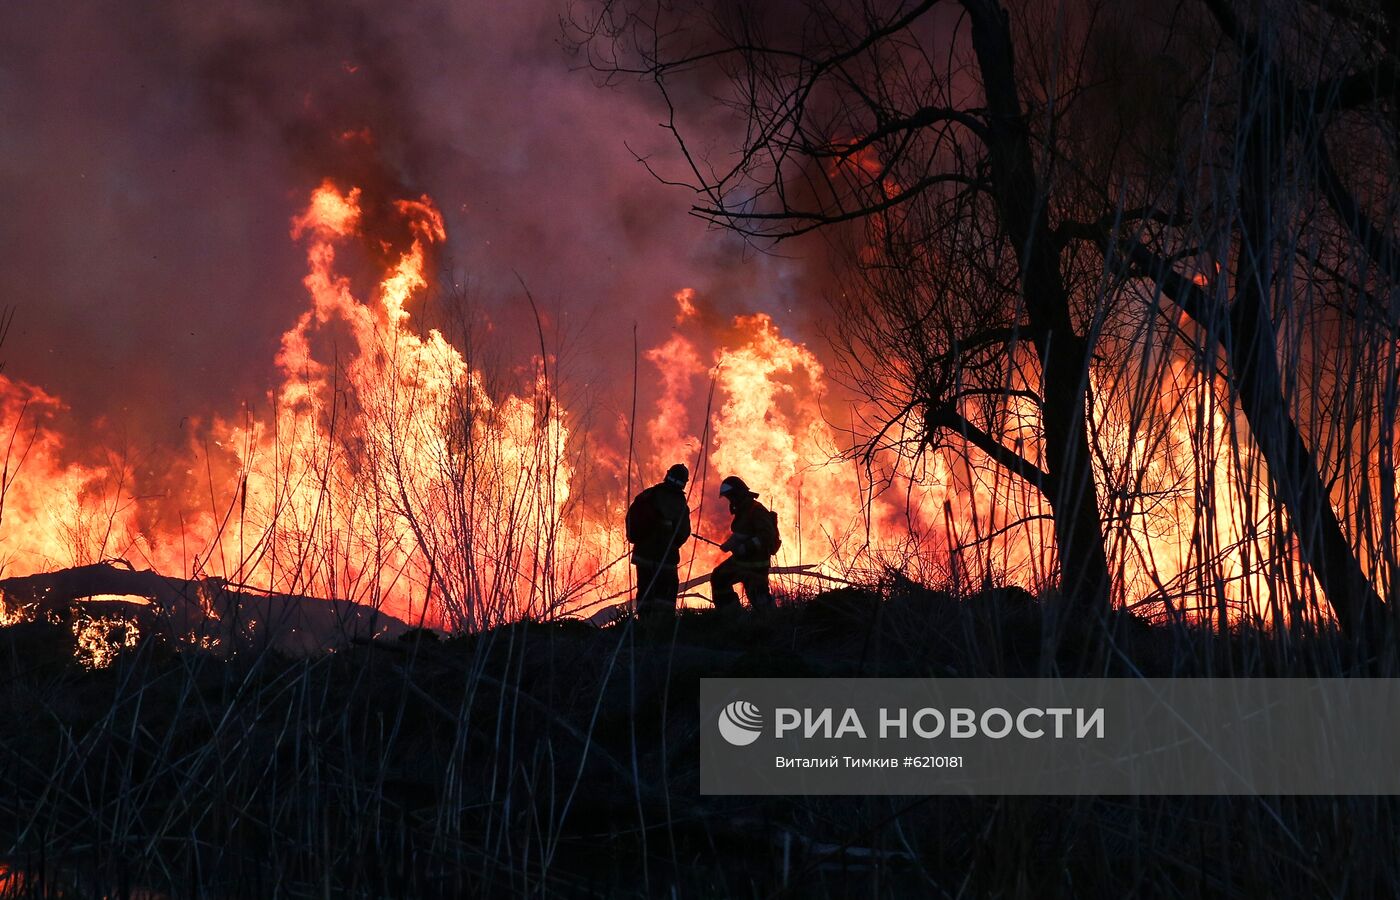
xmin=0 ymin=174 xmax=1352 ymax=640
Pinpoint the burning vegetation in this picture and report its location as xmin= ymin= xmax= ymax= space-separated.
xmin=0 ymin=173 xmax=1018 ymax=641
xmin=3 ymin=0 xmax=1400 ymax=895
xmin=0 ymin=176 xmax=913 ymax=635
xmin=1 ymin=162 xmax=1390 ymax=647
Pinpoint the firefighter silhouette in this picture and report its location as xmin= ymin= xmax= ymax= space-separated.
xmin=625 ymin=463 xmax=691 ymax=620
xmin=711 ymin=475 xmax=779 ymax=609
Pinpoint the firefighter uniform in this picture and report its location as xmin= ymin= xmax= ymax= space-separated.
xmin=626 ymin=464 xmax=691 ymax=620
xmin=711 ymin=476 xmax=778 ymax=609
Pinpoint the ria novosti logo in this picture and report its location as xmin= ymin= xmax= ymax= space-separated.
xmin=715 ymin=701 xmax=1106 ymax=746
xmin=717 ymin=700 xmax=764 ymax=746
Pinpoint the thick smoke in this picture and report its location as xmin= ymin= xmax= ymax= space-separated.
xmin=0 ymin=0 xmax=819 ymax=471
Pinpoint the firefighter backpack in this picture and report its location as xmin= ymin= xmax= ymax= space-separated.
xmin=764 ymin=508 xmax=782 ymax=555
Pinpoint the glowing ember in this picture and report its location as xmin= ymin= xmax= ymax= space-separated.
xmin=72 ymin=612 xmax=140 ymax=669
xmin=0 ymin=597 xmax=27 ymax=627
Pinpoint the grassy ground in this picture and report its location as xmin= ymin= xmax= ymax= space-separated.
xmin=1 ymin=581 xmax=1398 ymax=898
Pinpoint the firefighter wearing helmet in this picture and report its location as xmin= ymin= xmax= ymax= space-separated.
xmin=625 ymin=463 xmax=692 ymax=620
xmin=711 ymin=475 xmax=780 ymax=610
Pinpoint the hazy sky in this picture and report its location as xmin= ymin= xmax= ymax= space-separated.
xmin=0 ymin=0 xmax=819 ymax=451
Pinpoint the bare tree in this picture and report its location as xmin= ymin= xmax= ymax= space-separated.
xmin=573 ymin=0 xmax=1400 ymax=646
xmin=573 ymin=0 xmax=1133 ymax=631
xmin=1085 ymin=0 xmax=1396 ymax=638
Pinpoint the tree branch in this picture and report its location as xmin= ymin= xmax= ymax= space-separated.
xmin=927 ymin=405 xmax=1051 ymax=493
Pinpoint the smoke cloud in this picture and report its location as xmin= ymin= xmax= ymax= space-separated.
xmin=0 ymin=0 xmax=820 ymax=461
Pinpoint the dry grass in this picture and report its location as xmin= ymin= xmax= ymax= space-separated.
xmin=2 ymin=582 xmax=1398 ymax=899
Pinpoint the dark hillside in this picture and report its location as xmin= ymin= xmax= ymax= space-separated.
xmin=1 ymin=584 xmax=1393 ymax=898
